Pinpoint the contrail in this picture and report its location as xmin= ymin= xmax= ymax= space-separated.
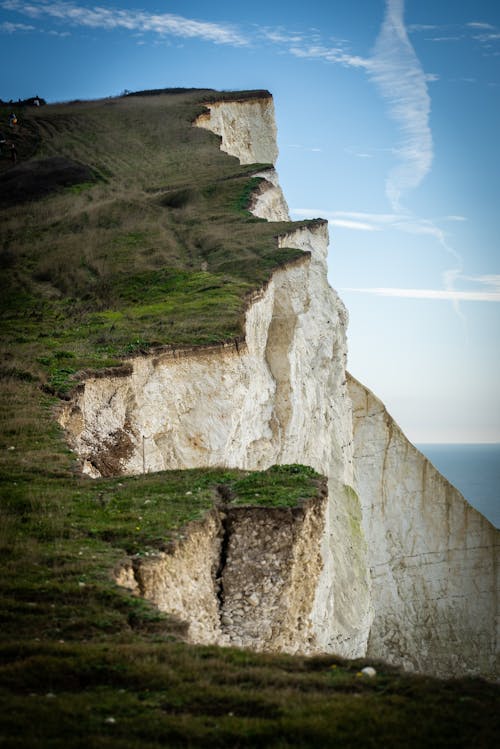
xmin=370 ymin=0 xmax=433 ymax=211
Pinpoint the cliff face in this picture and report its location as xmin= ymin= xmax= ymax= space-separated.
xmin=59 ymin=94 xmax=498 ymax=677
xmin=349 ymin=375 xmax=499 ymax=676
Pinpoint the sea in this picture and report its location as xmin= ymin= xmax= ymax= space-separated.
xmin=416 ymin=444 xmax=500 ymax=529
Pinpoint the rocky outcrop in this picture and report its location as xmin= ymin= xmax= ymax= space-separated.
xmin=219 ymin=493 xmax=327 ymax=653
xmin=59 ymin=92 xmax=498 ymax=677
xmin=115 ymin=510 xmax=223 ymax=644
xmin=349 ymin=375 xmax=499 ymax=677
xmin=115 ymin=490 xmax=329 ymax=653
xmin=194 ymin=96 xmax=278 ymax=165
xmin=194 ymin=97 xmax=289 ymax=222
xmin=250 ymin=168 xmax=290 ymax=221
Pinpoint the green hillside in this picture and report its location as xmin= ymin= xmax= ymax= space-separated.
xmin=0 ymin=90 xmax=497 ymax=748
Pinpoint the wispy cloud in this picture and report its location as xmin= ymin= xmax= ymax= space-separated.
xmin=293 ymin=208 xmax=396 ymax=231
xmin=328 ymin=218 xmax=380 ymax=232
xmin=462 ymin=274 xmax=500 ymax=289
xmin=285 ymin=144 xmax=323 ymax=153
xmin=0 ymin=19 xmax=34 ymax=32
xmin=473 ymin=32 xmax=500 ymax=43
xmin=408 ymin=24 xmax=439 ymax=32
xmin=342 ymin=287 xmax=500 ymax=303
xmin=292 ymin=206 xmax=470 ymax=316
xmin=261 ymin=28 xmax=305 ymax=45
xmin=426 ymin=36 xmax=463 ymax=42
xmin=0 ymin=0 xmax=248 ymax=45
xmin=260 ymin=23 xmax=371 ymax=70
xmin=407 ymin=18 xmax=500 ymax=52
xmin=467 ymin=22 xmax=495 ymax=30
xmin=288 ymin=43 xmax=370 ymax=69
xmin=291 ymin=209 xmax=463 ymax=237
xmin=369 ymin=0 xmax=433 ymax=211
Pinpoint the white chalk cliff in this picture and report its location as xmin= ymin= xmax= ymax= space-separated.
xmin=60 ymin=94 xmax=499 ymax=678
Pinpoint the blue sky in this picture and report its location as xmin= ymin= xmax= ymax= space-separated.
xmin=1 ymin=0 xmax=499 ymax=443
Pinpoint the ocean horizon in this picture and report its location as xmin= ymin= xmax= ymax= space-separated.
xmin=416 ymin=443 xmax=500 ymax=529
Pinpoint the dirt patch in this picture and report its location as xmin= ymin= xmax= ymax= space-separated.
xmin=0 ymin=156 xmax=96 ymax=207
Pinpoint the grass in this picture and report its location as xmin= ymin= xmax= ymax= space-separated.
xmin=1 ymin=642 xmax=498 ymax=748
xmin=1 ymin=90 xmax=310 ymax=391
xmin=0 ymin=89 xmax=498 ymax=747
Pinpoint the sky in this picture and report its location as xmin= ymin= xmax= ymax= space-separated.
xmin=1 ymin=0 xmax=499 ymax=444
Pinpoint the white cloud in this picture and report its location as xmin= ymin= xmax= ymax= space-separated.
xmin=342 ymin=287 xmax=500 ymax=302
xmin=293 ymin=206 xmax=467 ymax=318
xmin=261 ymin=28 xmax=305 ymax=45
xmin=463 ymin=274 xmax=500 ymax=289
xmin=0 ymin=19 xmax=34 ymax=32
xmin=288 ymin=43 xmax=370 ymax=69
xmin=467 ymin=22 xmax=495 ymax=30
xmin=343 ymin=273 xmax=500 ymax=305
xmin=426 ymin=36 xmax=463 ymax=42
xmin=408 ymin=24 xmax=440 ymax=32
xmin=0 ymin=0 xmax=248 ymax=45
xmin=291 ymin=209 xmax=463 ymax=238
xmin=474 ymin=32 xmax=500 ymax=42
xmin=260 ymin=22 xmax=371 ymax=69
xmin=329 ymin=219 xmax=381 ymax=232
xmin=292 ymin=209 xmax=386 ymax=230
xmin=285 ymin=144 xmax=322 ymax=153
xmin=369 ymin=0 xmax=433 ymax=210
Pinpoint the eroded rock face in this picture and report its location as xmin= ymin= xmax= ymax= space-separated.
xmin=250 ymin=168 xmax=290 ymax=221
xmin=115 ymin=510 xmax=223 ymax=644
xmin=114 ymin=491 xmax=329 ymax=653
xmin=219 ymin=494 xmax=327 ymax=653
xmin=194 ymin=97 xmax=278 ymax=165
xmin=195 ymin=97 xmax=289 ymax=223
xmin=349 ymin=375 xmax=499 ymax=678
xmin=59 ymin=227 xmax=349 ymax=480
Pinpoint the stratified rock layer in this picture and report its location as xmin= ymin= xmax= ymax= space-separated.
xmin=60 ymin=92 xmax=498 ymax=678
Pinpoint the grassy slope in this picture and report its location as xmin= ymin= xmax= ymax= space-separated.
xmin=0 ymin=90 xmax=498 ymax=747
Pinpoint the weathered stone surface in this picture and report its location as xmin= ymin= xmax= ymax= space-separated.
xmin=115 ymin=511 xmax=223 ymax=644
xmin=194 ymin=96 xmax=278 ymax=165
xmin=349 ymin=374 xmax=499 ymax=678
xmin=219 ymin=494 xmax=327 ymax=653
xmin=250 ymin=168 xmax=290 ymax=221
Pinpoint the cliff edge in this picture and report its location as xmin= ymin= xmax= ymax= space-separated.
xmin=58 ymin=92 xmax=498 ymax=678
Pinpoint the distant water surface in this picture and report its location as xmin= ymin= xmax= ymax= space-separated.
xmin=416 ymin=444 xmax=500 ymax=528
